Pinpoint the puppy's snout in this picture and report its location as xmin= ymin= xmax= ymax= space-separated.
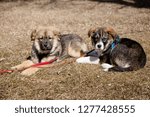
xmin=44 ymin=42 xmax=52 ymax=50
xmin=44 ymin=42 xmax=48 ymax=47
xmin=41 ymin=38 xmax=52 ymax=50
xmin=97 ymin=44 xmax=101 ymax=48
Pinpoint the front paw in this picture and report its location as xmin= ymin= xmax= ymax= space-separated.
xmin=21 ymin=68 xmax=39 ymax=76
xmin=11 ymin=66 xmax=17 ymax=70
xmin=56 ymin=58 xmax=61 ymax=62
xmin=76 ymin=56 xmax=100 ymax=64
xmin=11 ymin=65 xmax=22 ymax=71
xmin=101 ymin=63 xmax=113 ymax=72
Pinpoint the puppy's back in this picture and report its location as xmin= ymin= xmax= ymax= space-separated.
xmin=60 ymin=34 xmax=88 ymax=57
xmin=60 ymin=34 xmax=83 ymax=42
xmin=114 ymin=38 xmax=146 ymax=69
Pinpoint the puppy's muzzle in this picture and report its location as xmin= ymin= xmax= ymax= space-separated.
xmin=40 ymin=38 xmax=52 ymax=51
xmin=97 ymin=44 xmax=101 ymax=49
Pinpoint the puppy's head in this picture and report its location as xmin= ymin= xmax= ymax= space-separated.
xmin=31 ymin=26 xmax=61 ymax=53
xmin=88 ymin=27 xmax=118 ymax=52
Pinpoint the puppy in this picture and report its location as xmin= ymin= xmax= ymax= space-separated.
xmin=77 ymin=27 xmax=146 ymax=72
xmin=28 ymin=26 xmax=61 ymax=63
xmin=12 ymin=26 xmax=88 ymax=75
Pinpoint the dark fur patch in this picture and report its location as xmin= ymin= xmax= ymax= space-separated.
xmin=30 ymin=37 xmax=54 ymax=63
xmin=89 ymin=27 xmax=146 ymax=72
xmin=104 ymin=38 xmax=146 ymax=71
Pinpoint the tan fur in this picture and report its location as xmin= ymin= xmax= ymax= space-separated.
xmin=21 ymin=67 xmax=40 ymax=76
xmin=11 ymin=60 xmax=41 ymax=76
xmin=11 ymin=56 xmax=56 ymax=75
xmin=41 ymin=56 xmax=56 ymax=62
xmin=68 ymin=41 xmax=88 ymax=58
xmin=68 ymin=46 xmax=81 ymax=58
xmin=88 ymin=27 xmax=96 ymax=38
xmin=34 ymin=40 xmax=41 ymax=52
xmin=50 ymin=38 xmax=61 ymax=54
xmin=105 ymin=27 xmax=118 ymax=39
xmin=12 ymin=26 xmax=88 ymax=76
xmin=88 ymin=27 xmax=118 ymax=40
xmin=12 ymin=26 xmax=60 ymax=76
xmin=11 ymin=60 xmax=34 ymax=71
xmin=31 ymin=26 xmax=60 ymax=41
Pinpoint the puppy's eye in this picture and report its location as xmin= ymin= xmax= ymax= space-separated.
xmin=102 ymin=38 xmax=107 ymax=43
xmin=47 ymin=36 xmax=52 ymax=40
xmin=93 ymin=33 xmax=99 ymax=39
xmin=38 ymin=36 xmax=43 ymax=40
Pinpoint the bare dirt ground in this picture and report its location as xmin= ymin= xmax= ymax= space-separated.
xmin=0 ymin=0 xmax=150 ymax=99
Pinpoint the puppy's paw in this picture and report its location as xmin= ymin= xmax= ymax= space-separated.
xmin=41 ymin=56 xmax=56 ymax=63
xmin=76 ymin=57 xmax=86 ymax=63
xmin=103 ymin=68 xmax=109 ymax=72
xmin=101 ymin=63 xmax=113 ymax=72
xmin=21 ymin=68 xmax=39 ymax=76
xmin=11 ymin=66 xmax=17 ymax=70
xmin=76 ymin=56 xmax=99 ymax=64
xmin=11 ymin=60 xmax=34 ymax=71
xmin=11 ymin=65 xmax=22 ymax=70
xmin=56 ymin=59 xmax=61 ymax=62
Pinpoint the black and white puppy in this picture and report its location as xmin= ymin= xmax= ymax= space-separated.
xmin=77 ymin=27 xmax=146 ymax=72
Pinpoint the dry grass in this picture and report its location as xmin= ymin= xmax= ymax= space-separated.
xmin=0 ymin=0 xmax=150 ymax=99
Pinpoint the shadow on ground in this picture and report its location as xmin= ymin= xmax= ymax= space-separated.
xmin=1 ymin=0 xmax=150 ymax=8
xmin=90 ymin=0 xmax=150 ymax=8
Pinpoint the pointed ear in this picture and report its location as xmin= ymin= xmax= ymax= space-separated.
xmin=88 ymin=27 xmax=96 ymax=37
xmin=105 ymin=27 xmax=118 ymax=40
xmin=53 ymin=30 xmax=61 ymax=40
xmin=31 ymin=30 xmax=37 ymax=41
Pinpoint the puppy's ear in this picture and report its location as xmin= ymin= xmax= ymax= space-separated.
xmin=105 ymin=27 xmax=118 ymax=40
xmin=53 ymin=31 xmax=61 ymax=40
xmin=88 ymin=28 xmax=96 ymax=37
xmin=31 ymin=30 xmax=37 ymax=41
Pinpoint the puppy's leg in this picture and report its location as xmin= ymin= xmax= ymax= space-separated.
xmin=31 ymin=48 xmax=40 ymax=63
xmin=76 ymin=56 xmax=100 ymax=64
xmin=41 ymin=56 xmax=56 ymax=62
xmin=108 ymin=66 xmax=133 ymax=72
xmin=101 ymin=63 xmax=113 ymax=72
xmin=21 ymin=67 xmax=40 ymax=76
xmin=101 ymin=58 xmax=133 ymax=72
xmin=11 ymin=60 xmax=34 ymax=71
xmin=20 ymin=56 xmax=57 ymax=76
xmin=68 ymin=41 xmax=87 ymax=58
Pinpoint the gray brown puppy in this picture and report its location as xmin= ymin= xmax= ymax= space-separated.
xmin=89 ymin=27 xmax=146 ymax=72
xmin=77 ymin=27 xmax=146 ymax=72
xmin=12 ymin=26 xmax=88 ymax=75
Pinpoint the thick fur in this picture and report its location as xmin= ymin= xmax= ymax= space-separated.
xmin=59 ymin=34 xmax=88 ymax=59
xmin=12 ymin=26 xmax=88 ymax=76
xmin=77 ymin=27 xmax=146 ymax=72
xmin=29 ymin=26 xmax=61 ymax=63
xmin=89 ymin=27 xmax=146 ymax=72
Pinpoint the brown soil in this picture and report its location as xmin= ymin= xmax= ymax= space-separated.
xmin=0 ymin=0 xmax=150 ymax=99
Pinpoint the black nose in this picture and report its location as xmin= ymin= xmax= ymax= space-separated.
xmin=44 ymin=42 xmax=48 ymax=47
xmin=97 ymin=44 xmax=101 ymax=48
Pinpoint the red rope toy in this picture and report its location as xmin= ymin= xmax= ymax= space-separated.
xmin=0 ymin=57 xmax=58 ymax=74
